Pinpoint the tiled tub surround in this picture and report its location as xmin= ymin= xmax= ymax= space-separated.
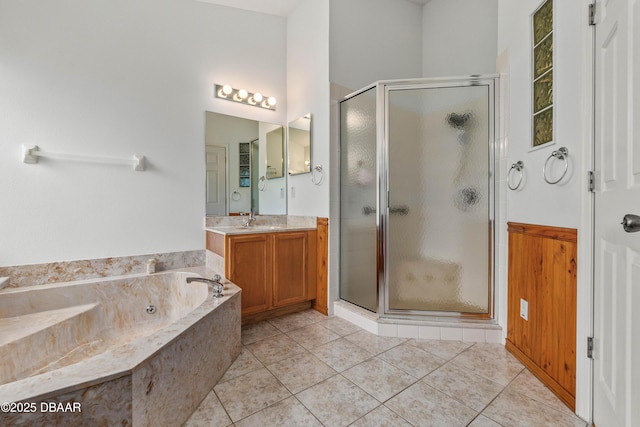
xmin=0 ymin=249 xmax=204 ymax=289
xmin=0 ymin=270 xmax=241 ymax=426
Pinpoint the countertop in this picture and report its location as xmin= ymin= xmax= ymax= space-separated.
xmin=206 ymin=224 xmax=316 ymax=236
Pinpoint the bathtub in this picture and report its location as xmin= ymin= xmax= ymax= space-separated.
xmin=0 ymin=270 xmax=241 ymax=426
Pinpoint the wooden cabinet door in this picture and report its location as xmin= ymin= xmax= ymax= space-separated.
xmin=226 ymin=234 xmax=272 ymax=316
xmin=272 ymin=231 xmax=314 ymax=307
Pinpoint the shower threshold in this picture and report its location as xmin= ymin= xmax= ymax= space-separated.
xmin=334 ymin=300 xmax=503 ymax=344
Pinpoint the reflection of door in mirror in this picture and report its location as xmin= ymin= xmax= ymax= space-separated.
xmin=288 ymin=114 xmax=311 ymax=175
xmin=266 ymin=127 xmax=284 ymax=179
xmin=205 ymin=145 xmax=226 ymax=216
xmin=205 ymin=112 xmax=287 ymax=216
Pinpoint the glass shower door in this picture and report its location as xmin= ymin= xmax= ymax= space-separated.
xmin=384 ymin=82 xmax=493 ymax=316
xmin=339 ymin=87 xmax=378 ymax=312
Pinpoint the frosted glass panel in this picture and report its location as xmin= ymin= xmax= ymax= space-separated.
xmin=339 ymin=88 xmax=378 ymax=312
xmin=387 ymin=85 xmax=490 ymax=314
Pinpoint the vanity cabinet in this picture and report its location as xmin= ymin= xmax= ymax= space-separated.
xmin=212 ymin=230 xmax=317 ymax=319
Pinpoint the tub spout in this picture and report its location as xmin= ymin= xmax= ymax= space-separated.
xmin=186 ymin=276 xmax=224 ymax=298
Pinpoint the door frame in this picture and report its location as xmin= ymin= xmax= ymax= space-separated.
xmin=577 ymin=0 xmax=596 ymax=421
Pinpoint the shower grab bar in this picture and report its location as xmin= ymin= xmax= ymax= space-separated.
xmin=22 ymin=144 xmax=146 ymax=171
xmin=362 ymin=206 xmax=376 ymax=216
xmin=390 ymin=206 xmax=410 ymax=215
xmin=543 ymin=147 xmax=569 ymax=184
xmin=507 ymin=161 xmax=524 ymax=190
xmin=362 ymin=205 xmax=409 ymax=216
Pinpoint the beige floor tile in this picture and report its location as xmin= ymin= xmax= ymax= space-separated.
xmin=350 ymin=405 xmax=412 ymax=427
xmin=246 ymin=333 xmax=306 ymax=365
xmin=310 ymin=338 xmax=374 ymax=372
xmin=507 ymin=369 xmax=575 ymax=416
xmin=268 ymin=309 xmax=326 ymax=332
xmin=234 ymin=396 xmax=322 ymax=427
xmin=423 ymin=362 xmax=504 ymax=412
xmin=241 ymin=321 xmax=282 ymax=345
xmin=182 ymin=390 xmax=232 ymax=427
xmin=213 ymin=368 xmax=291 ymax=422
xmin=379 ymin=343 xmax=446 ymax=379
xmin=468 ymin=414 xmax=504 ymax=427
xmin=286 ymin=323 xmax=341 ymax=350
xmin=218 ymin=346 xmax=263 ymax=383
xmin=344 ymin=330 xmax=406 ymax=355
xmin=482 ymin=389 xmax=588 ymax=427
xmin=385 ymin=381 xmax=478 ymax=426
xmin=342 ymin=357 xmax=418 ymax=402
xmin=296 ymin=375 xmax=379 ymax=427
xmin=408 ymin=338 xmax=474 ymax=360
xmin=450 ymin=343 xmax=524 ymax=385
xmin=267 ymin=352 xmax=337 ymax=394
xmin=319 ymin=316 xmax=362 ymax=336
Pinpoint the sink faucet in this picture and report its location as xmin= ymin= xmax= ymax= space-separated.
xmin=186 ymin=275 xmax=224 ymax=298
xmin=243 ymin=210 xmax=256 ymax=227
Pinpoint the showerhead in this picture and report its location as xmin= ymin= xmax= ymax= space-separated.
xmin=446 ymin=112 xmax=471 ymax=130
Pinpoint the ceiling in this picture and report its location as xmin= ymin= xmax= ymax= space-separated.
xmin=195 ymin=0 xmax=431 ymax=17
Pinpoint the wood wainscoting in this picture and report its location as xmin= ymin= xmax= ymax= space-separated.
xmin=312 ymin=217 xmax=329 ymax=315
xmin=506 ymin=222 xmax=577 ymax=411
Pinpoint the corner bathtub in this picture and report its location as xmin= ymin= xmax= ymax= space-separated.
xmin=0 ymin=270 xmax=241 ymax=426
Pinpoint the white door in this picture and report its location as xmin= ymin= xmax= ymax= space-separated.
xmin=593 ymin=0 xmax=640 ymax=425
xmin=206 ymin=145 xmax=226 ymax=216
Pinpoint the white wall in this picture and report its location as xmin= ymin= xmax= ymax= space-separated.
xmin=329 ymin=0 xmax=423 ymax=91
xmin=497 ymin=0 xmax=593 ymax=419
xmin=0 ymin=0 xmax=286 ymax=266
xmin=498 ymin=0 xmax=589 ymax=228
xmin=422 ymin=0 xmax=499 ymax=77
xmin=286 ymin=0 xmax=330 ymax=217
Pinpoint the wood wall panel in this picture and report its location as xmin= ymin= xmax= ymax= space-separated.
xmin=313 ymin=218 xmax=329 ymax=315
xmin=506 ymin=222 xmax=577 ymax=410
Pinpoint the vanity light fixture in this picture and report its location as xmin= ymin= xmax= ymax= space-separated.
xmin=214 ymin=84 xmax=276 ymax=111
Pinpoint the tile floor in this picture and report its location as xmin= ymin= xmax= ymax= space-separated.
xmin=184 ymin=310 xmax=588 ymax=427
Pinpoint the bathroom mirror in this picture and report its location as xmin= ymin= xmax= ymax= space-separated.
xmin=266 ymin=127 xmax=284 ymax=179
xmin=205 ymin=111 xmax=286 ymax=216
xmin=288 ymin=113 xmax=312 ymax=175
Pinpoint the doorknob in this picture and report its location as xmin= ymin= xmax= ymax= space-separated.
xmin=622 ymin=214 xmax=640 ymax=232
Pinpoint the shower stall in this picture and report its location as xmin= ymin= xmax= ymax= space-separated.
xmin=339 ymin=76 xmax=497 ymax=321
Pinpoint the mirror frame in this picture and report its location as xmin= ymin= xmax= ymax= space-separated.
xmin=287 ymin=113 xmax=312 ymax=176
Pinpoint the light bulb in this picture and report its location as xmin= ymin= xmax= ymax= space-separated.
xmin=222 ymin=85 xmax=232 ymax=95
xmin=253 ymin=92 xmax=263 ymax=103
xmin=267 ymin=96 xmax=276 ymax=106
xmin=238 ymin=89 xmax=248 ymax=99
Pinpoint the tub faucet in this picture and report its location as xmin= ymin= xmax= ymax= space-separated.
xmin=243 ymin=211 xmax=256 ymax=227
xmin=186 ymin=275 xmax=223 ymax=298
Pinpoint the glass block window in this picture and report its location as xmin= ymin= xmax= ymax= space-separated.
xmin=532 ymin=0 xmax=553 ymax=147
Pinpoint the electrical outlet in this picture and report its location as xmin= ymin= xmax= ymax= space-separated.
xmin=520 ymin=298 xmax=528 ymax=321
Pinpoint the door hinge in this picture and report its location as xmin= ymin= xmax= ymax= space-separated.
xmin=589 ymin=3 xmax=596 ymax=26
xmin=587 ymin=336 xmax=594 ymax=359
xmin=588 ymin=171 xmax=595 ymax=192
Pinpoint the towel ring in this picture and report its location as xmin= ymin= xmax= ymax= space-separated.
xmin=311 ymin=164 xmax=325 ymax=185
xmin=231 ymin=190 xmax=241 ymax=201
xmin=257 ymin=176 xmax=266 ymax=191
xmin=543 ymin=147 xmax=569 ymax=184
xmin=507 ymin=161 xmax=524 ymax=190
